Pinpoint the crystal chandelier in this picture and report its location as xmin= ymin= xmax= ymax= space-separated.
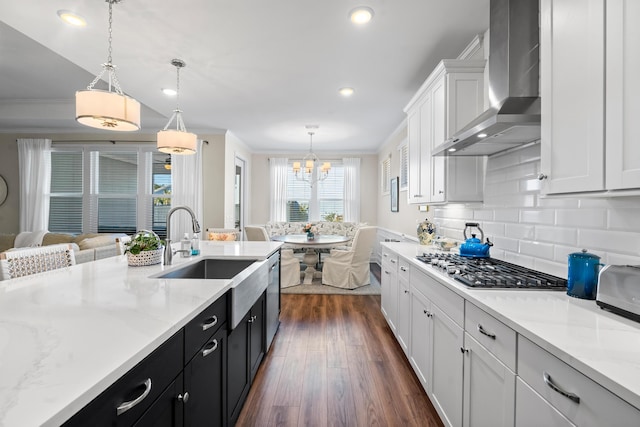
xmin=75 ymin=0 xmax=140 ymax=131
xmin=157 ymin=59 xmax=197 ymax=155
xmin=292 ymin=128 xmax=331 ymax=186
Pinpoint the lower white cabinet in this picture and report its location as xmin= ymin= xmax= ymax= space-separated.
xmin=515 ymin=378 xmax=575 ymax=427
xmin=410 ymin=287 xmax=433 ymax=392
xmin=462 ymin=333 xmax=516 ymax=427
xmin=517 ymin=335 xmax=640 ymax=427
xmin=380 ymin=250 xmax=398 ymax=332
xmin=396 ymin=261 xmax=411 ymax=355
xmin=430 ymin=303 xmax=464 ymax=427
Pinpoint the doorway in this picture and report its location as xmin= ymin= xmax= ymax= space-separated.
xmin=234 ymin=156 xmax=246 ymax=237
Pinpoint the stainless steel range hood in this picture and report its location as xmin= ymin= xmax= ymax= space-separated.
xmin=433 ymin=0 xmax=540 ymax=156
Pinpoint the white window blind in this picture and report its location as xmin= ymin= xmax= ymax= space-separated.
xmin=48 ymin=145 xmax=171 ymax=236
xmin=399 ymin=142 xmax=408 ymax=190
xmin=381 ymin=156 xmax=391 ymax=194
xmin=286 ymin=161 xmax=344 ymax=222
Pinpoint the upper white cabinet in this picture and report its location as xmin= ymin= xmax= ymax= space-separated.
xmin=541 ymin=0 xmax=640 ymax=194
xmin=405 ymin=59 xmax=486 ymax=204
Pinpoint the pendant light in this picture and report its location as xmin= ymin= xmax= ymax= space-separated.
xmin=292 ymin=126 xmax=330 ymax=186
xmin=75 ymin=0 xmax=140 ymax=131
xmin=157 ymin=59 xmax=197 ymax=155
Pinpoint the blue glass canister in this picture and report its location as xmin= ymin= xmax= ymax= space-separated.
xmin=567 ymin=249 xmax=602 ymax=299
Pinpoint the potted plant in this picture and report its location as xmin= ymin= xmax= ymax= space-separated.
xmin=124 ymin=230 xmax=165 ymax=266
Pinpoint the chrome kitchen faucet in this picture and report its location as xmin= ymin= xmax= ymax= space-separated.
xmin=164 ymin=206 xmax=201 ymax=265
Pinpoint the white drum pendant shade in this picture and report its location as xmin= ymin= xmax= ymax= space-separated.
xmin=157 ymin=129 xmax=197 ymax=154
xmin=76 ymin=90 xmax=141 ymax=131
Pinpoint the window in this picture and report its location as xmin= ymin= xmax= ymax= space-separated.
xmin=286 ymin=161 xmax=344 ymax=222
xmin=48 ymin=145 xmax=171 ymax=238
xmin=381 ymin=155 xmax=391 ymax=194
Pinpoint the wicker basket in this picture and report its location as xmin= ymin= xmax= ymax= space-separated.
xmin=127 ymin=248 xmax=163 ymax=267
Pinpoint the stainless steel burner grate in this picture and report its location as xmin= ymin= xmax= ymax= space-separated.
xmin=416 ymin=253 xmax=567 ymax=290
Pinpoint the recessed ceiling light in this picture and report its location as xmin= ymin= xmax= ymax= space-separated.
xmin=349 ymin=6 xmax=374 ymax=24
xmin=339 ymin=87 xmax=355 ymax=97
xmin=478 ymin=133 xmax=488 ymax=138
xmin=448 ymin=148 xmax=457 ymax=152
xmin=162 ymin=88 xmax=177 ymax=96
xmin=57 ymin=10 xmax=86 ymax=27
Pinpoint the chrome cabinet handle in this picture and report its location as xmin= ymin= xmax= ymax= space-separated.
xmin=543 ymin=372 xmax=580 ymax=404
xmin=538 ymin=173 xmax=548 ymax=180
xmin=477 ymin=324 xmax=496 ymax=339
xmin=177 ymin=392 xmax=190 ymax=403
xmin=460 ymin=347 xmax=469 ymax=354
xmin=438 ymin=190 xmax=444 ymax=194
xmin=400 ymin=266 xmax=407 ymax=272
xmin=383 ymin=253 xmax=388 ymax=258
xmin=202 ymin=339 xmax=219 ymax=357
xmin=413 ymin=194 xmax=423 ymax=198
xmin=404 ymin=290 xmax=409 ymax=294
xmin=248 ymin=315 xmax=257 ymax=323
xmin=202 ymin=315 xmax=218 ymax=331
xmin=384 ymin=270 xmax=391 ymax=275
xmin=117 ymin=378 xmax=152 ymax=416
xmin=390 ymin=259 xmax=397 ymax=264
xmin=270 ymin=264 xmax=277 ymax=271
xmin=423 ymin=310 xmax=433 ymax=318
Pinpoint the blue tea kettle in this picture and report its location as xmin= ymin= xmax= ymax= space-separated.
xmin=567 ymin=249 xmax=603 ymax=300
xmin=459 ymin=223 xmax=493 ymax=258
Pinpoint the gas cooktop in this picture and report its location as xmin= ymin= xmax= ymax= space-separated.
xmin=416 ymin=253 xmax=567 ymax=290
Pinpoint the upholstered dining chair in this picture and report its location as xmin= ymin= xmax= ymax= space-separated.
xmin=0 ymin=243 xmax=76 ymax=280
xmin=244 ymin=226 xmax=301 ymax=288
xmin=321 ymin=226 xmax=377 ymax=289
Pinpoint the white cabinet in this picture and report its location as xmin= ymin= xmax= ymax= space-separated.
xmin=404 ymin=59 xmax=486 ymax=204
xmin=410 ymin=286 xmax=433 ymax=393
xmin=431 ymin=303 xmax=464 ymax=427
xmin=516 ymin=378 xmax=575 ymax=427
xmin=541 ymin=0 xmax=640 ymax=194
xmin=396 ymin=260 xmax=411 ymax=356
xmin=462 ymin=333 xmax=516 ymax=427
xmin=606 ymin=0 xmax=640 ymax=189
xmin=380 ymin=249 xmax=398 ymax=332
xmin=517 ymin=335 xmax=640 ymax=427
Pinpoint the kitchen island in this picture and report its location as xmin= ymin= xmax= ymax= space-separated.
xmin=0 ymin=240 xmax=282 ymax=427
xmin=382 ymin=242 xmax=640 ymax=426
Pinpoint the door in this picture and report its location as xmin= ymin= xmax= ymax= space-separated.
xmin=234 ymin=156 xmax=246 ymax=236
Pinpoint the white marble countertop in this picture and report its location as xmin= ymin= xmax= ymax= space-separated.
xmin=0 ymin=241 xmax=282 ymax=427
xmin=383 ymin=242 xmax=640 ymax=411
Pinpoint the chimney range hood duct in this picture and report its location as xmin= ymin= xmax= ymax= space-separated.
xmin=433 ymin=0 xmax=540 ymax=157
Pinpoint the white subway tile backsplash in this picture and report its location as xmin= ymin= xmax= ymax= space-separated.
xmin=579 ymin=229 xmax=640 ymax=255
xmin=556 ymin=209 xmax=607 ymax=229
xmin=608 ymin=208 xmax=640 ymax=232
xmin=505 ymin=223 xmax=535 ymax=239
xmin=493 ymin=209 xmax=520 ymax=223
xmin=520 ymin=209 xmax=555 ymax=225
xmin=432 ymin=143 xmax=639 ymax=273
xmin=535 ymin=226 xmax=577 ymax=246
xmin=519 ymin=240 xmax=554 ymax=260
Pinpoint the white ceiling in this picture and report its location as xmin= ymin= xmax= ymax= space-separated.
xmin=0 ymin=0 xmax=489 ymax=153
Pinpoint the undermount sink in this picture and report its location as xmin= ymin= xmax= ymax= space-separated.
xmin=152 ymin=257 xmax=269 ymax=329
xmin=155 ymin=259 xmax=257 ymax=280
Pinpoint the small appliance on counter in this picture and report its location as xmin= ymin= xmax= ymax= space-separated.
xmin=567 ymin=249 xmax=602 ymax=299
xmin=459 ymin=223 xmax=493 ymax=258
xmin=597 ymin=264 xmax=640 ymax=322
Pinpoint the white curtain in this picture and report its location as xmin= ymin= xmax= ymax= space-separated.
xmin=17 ymin=138 xmax=51 ymax=232
xmin=170 ymin=140 xmax=204 ymax=242
xmin=343 ymin=157 xmax=361 ymax=223
xmin=269 ymin=158 xmax=288 ymax=222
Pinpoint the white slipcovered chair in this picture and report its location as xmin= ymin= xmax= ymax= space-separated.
xmin=244 ymin=226 xmax=300 ymax=288
xmin=321 ymin=226 xmax=377 ymax=289
xmin=0 ymin=243 xmax=76 ymax=281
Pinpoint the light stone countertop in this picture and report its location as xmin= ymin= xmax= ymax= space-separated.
xmin=383 ymin=242 xmax=640 ymax=411
xmin=0 ymin=240 xmax=282 ymax=427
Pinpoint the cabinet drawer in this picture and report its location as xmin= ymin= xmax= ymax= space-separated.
xmin=184 ymin=292 xmax=228 ymax=363
xmin=398 ymin=259 xmax=410 ymax=283
xmin=518 ymin=335 xmax=640 ymax=427
xmin=63 ymin=330 xmax=183 ymax=427
xmin=411 ymin=268 xmax=464 ymax=327
xmin=464 ymin=302 xmax=516 ymax=371
xmin=381 ymin=250 xmax=398 ymax=272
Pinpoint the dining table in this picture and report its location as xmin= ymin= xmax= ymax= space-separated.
xmin=270 ymin=234 xmax=352 ymax=285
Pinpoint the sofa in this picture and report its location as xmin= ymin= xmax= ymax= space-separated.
xmin=0 ymin=231 xmax=127 ymax=264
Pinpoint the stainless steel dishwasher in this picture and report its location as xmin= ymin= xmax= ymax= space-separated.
xmin=265 ymin=251 xmax=281 ymax=350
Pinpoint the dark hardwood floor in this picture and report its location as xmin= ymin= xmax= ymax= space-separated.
xmin=236 ymin=294 xmax=444 ymax=427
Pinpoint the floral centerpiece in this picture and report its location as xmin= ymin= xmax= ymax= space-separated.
xmin=302 ymin=223 xmax=317 ymax=240
xmin=124 ymin=230 xmax=165 ymax=266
